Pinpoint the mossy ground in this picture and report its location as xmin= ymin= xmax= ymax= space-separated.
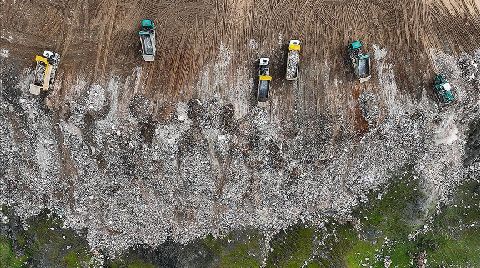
xmin=203 ymin=230 xmax=263 ymax=267
xmin=0 ymin=235 xmax=27 ymax=268
xmin=266 ymin=226 xmax=319 ymax=267
xmin=266 ymin=169 xmax=480 ymax=267
xmin=0 ymin=209 xmax=94 ymax=268
xmin=1 ymin=173 xmax=479 ymax=267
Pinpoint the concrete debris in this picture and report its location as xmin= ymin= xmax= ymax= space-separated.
xmin=0 ymin=49 xmax=9 ymax=58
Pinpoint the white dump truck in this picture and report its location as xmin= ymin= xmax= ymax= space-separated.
xmin=139 ymin=19 xmax=156 ymax=61
xmin=286 ymin=40 xmax=301 ymax=80
xmin=29 ymin=51 xmax=60 ymax=95
xmin=257 ymin=58 xmax=272 ymax=103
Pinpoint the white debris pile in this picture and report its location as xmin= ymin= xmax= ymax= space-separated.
xmin=0 ymin=47 xmax=479 ymax=256
xmin=0 ymin=49 xmax=9 ymax=58
xmin=434 ymin=114 xmax=459 ymax=145
xmin=358 ymin=90 xmax=379 ymax=127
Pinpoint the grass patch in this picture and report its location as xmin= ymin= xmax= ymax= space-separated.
xmin=319 ymin=168 xmax=425 ymax=266
xmin=266 ymin=225 xmax=316 ymax=268
xmin=424 ymin=179 xmax=480 ymax=266
xmin=23 ymin=211 xmax=92 ymax=267
xmin=0 ymin=208 xmax=93 ymax=268
xmin=427 ymin=229 xmax=480 ymax=266
xmin=0 ymin=236 xmax=27 ymax=268
xmin=357 ymin=172 xmax=425 ymax=239
xmin=203 ymin=230 xmax=262 ymax=268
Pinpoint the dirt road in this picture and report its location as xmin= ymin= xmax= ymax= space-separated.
xmin=1 ymin=0 xmax=480 ymax=254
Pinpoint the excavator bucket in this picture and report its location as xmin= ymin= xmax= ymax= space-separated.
xmin=43 ymin=64 xmax=53 ymax=91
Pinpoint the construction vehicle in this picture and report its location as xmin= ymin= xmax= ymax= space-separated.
xmin=286 ymin=40 xmax=301 ymax=80
xmin=348 ymin=40 xmax=371 ymax=83
xmin=29 ymin=51 xmax=60 ymax=95
xmin=257 ymin=58 xmax=272 ymax=102
xmin=434 ymin=74 xmax=456 ymax=104
xmin=139 ymin=19 xmax=156 ymax=61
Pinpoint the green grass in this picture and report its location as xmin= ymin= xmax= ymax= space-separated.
xmin=358 ymin=174 xmax=425 ymax=239
xmin=424 ymin=180 xmax=480 ymax=266
xmin=338 ymin=176 xmax=480 ymax=267
xmin=23 ymin=212 xmax=92 ymax=267
xmin=0 ymin=209 xmax=93 ymax=268
xmin=319 ymin=169 xmax=425 ymax=267
xmin=344 ymin=239 xmax=378 ymax=267
xmin=427 ymin=229 xmax=480 ymax=266
xmin=344 ymin=170 xmax=423 ymax=267
xmin=0 ymin=236 xmax=27 ymax=268
xmin=1 ymin=172 xmax=480 ymax=267
xmin=266 ymin=226 xmax=316 ymax=268
xmin=203 ymin=231 xmax=262 ymax=268
xmin=220 ymin=241 xmax=260 ymax=268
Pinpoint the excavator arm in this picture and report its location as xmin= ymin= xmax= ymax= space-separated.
xmin=35 ymin=55 xmax=52 ymax=91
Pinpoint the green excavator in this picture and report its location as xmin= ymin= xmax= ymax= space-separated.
xmin=139 ymin=19 xmax=156 ymax=61
xmin=348 ymin=40 xmax=371 ymax=83
xmin=433 ymin=74 xmax=455 ymax=104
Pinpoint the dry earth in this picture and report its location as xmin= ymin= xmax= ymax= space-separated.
xmin=1 ymin=0 xmax=480 ymax=255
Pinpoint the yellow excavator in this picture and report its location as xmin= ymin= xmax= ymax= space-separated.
xmin=29 ymin=51 xmax=60 ymax=95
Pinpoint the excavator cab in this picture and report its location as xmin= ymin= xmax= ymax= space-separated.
xmin=141 ymin=19 xmax=154 ymax=30
xmin=348 ymin=40 xmax=363 ymax=53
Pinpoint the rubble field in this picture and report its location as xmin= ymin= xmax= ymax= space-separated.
xmin=1 ymin=0 xmax=480 ymax=256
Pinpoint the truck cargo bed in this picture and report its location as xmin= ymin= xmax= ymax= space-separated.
xmin=357 ymin=57 xmax=370 ymax=78
xmin=286 ymin=51 xmax=299 ymax=80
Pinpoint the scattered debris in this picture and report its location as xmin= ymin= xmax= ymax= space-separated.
xmin=1 ymin=2 xmax=480 ymax=257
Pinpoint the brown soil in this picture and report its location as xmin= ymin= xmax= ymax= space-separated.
xmin=2 ymin=0 xmax=480 ymax=132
